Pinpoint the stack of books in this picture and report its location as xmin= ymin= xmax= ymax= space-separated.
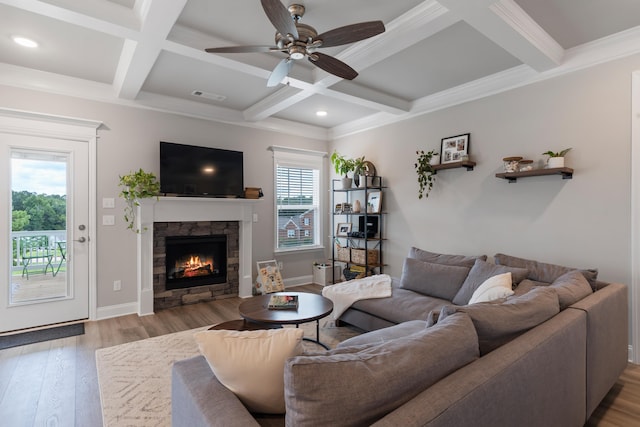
xmin=268 ymin=294 xmax=299 ymax=310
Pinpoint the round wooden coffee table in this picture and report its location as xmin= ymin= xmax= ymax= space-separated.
xmin=238 ymin=292 xmax=333 ymax=349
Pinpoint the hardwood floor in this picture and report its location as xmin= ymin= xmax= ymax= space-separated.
xmin=0 ymin=283 xmax=637 ymax=426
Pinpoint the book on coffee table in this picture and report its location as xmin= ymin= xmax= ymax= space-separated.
xmin=268 ymin=295 xmax=299 ymax=310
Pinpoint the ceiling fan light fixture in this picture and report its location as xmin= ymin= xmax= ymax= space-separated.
xmin=289 ymin=45 xmax=306 ymax=60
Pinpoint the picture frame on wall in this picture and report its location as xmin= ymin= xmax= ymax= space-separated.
xmin=440 ymin=133 xmax=470 ymax=164
xmin=336 ymin=223 xmax=352 ymax=237
xmin=367 ymin=190 xmax=383 ymax=213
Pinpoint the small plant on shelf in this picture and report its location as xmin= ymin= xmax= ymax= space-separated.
xmin=542 ymin=148 xmax=571 ymax=169
xmin=542 ymin=148 xmax=572 ymax=157
xmin=118 ymin=168 xmax=160 ymax=233
xmin=330 ymin=150 xmax=357 ymax=189
xmin=415 ymin=150 xmax=438 ymax=199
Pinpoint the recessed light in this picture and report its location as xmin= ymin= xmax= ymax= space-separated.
xmin=316 ymin=110 xmax=328 ymax=117
xmin=12 ymin=36 xmax=38 ymax=48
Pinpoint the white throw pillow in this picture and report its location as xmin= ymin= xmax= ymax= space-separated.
xmin=194 ymin=328 xmax=304 ymax=414
xmin=468 ymin=272 xmax=514 ymax=304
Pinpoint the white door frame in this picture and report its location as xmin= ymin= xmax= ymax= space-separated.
xmin=0 ymin=108 xmax=100 ymax=323
xmin=631 ymin=71 xmax=640 ymax=364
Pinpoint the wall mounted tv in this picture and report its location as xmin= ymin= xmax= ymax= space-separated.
xmin=160 ymin=141 xmax=244 ymax=198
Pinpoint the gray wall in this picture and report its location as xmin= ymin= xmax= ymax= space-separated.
xmin=0 ymin=84 xmax=328 ymax=310
xmin=331 ymin=53 xmax=640 ymax=286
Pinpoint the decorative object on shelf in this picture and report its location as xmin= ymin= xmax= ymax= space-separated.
xmin=118 ymin=168 xmax=160 ymax=233
xmin=502 ymin=156 xmax=522 ymax=173
xmin=518 ymin=160 xmax=534 ymax=172
xmin=367 ymin=190 xmax=382 ymax=213
xmin=440 ymin=133 xmax=470 ymax=164
xmin=429 ymin=153 xmax=440 ymax=166
xmin=336 ymin=222 xmax=352 ymax=237
xmin=543 ymin=148 xmax=571 ymax=169
xmin=354 ymin=199 xmax=361 ymax=213
xmin=415 ymin=149 xmax=437 ymax=199
xmin=335 ymin=202 xmax=353 ymax=213
xmin=330 ymin=150 xmax=356 ymax=189
xmin=244 ymin=187 xmax=263 ymax=199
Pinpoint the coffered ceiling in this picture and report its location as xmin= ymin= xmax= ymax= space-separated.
xmin=1 ymin=0 xmax=639 ymax=140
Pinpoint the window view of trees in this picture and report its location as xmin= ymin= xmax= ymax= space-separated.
xmin=11 ymin=191 xmax=66 ymax=231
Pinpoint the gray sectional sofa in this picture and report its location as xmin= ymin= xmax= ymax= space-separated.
xmin=171 ymin=249 xmax=628 ymax=427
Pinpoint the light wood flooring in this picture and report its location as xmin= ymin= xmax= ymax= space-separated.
xmin=0 ymin=283 xmax=638 ymax=427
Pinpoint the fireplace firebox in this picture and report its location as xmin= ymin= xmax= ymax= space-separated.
xmin=165 ymin=235 xmax=227 ymax=290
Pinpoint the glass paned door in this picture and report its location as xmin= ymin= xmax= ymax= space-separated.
xmin=0 ymin=134 xmax=89 ymax=332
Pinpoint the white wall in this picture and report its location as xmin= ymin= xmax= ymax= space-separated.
xmin=0 ymin=85 xmax=328 ymax=310
xmin=331 ymin=53 xmax=640 ymax=287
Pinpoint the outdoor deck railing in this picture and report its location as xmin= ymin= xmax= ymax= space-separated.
xmin=11 ymin=230 xmax=66 ymax=273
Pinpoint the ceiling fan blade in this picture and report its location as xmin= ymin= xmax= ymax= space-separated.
xmin=261 ymin=0 xmax=298 ymax=39
xmin=205 ymin=46 xmax=276 ymax=53
xmin=267 ymin=58 xmax=293 ymax=87
xmin=315 ymin=21 xmax=385 ymax=48
xmin=308 ymin=52 xmax=358 ymax=80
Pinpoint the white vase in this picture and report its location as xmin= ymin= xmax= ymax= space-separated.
xmin=547 ymin=157 xmax=565 ymax=169
xmin=429 ymin=156 xmax=440 ymax=166
xmin=358 ymin=174 xmax=367 ymax=188
xmin=341 ymin=177 xmax=353 ymax=189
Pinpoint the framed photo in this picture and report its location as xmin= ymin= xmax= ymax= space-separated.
xmin=336 ymin=222 xmax=352 ymax=237
xmin=440 ymin=133 xmax=470 ymax=164
xmin=367 ymin=190 xmax=383 ymax=213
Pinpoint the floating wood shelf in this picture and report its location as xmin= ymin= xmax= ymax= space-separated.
xmin=432 ymin=161 xmax=476 ymax=173
xmin=495 ymin=167 xmax=574 ymax=183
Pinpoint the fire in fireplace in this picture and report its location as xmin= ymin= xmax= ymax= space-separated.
xmin=165 ymin=235 xmax=227 ymax=290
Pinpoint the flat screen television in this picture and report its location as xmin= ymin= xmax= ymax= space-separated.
xmin=160 ymin=141 xmax=244 ymax=198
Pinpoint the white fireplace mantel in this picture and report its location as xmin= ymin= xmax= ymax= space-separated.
xmin=136 ymin=196 xmax=258 ymax=316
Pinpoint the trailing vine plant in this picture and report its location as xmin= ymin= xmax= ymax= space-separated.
xmin=118 ymin=168 xmax=160 ymax=233
xmin=415 ymin=150 xmax=438 ymax=199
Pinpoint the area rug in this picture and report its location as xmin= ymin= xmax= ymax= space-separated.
xmin=95 ymin=320 xmax=360 ymax=427
xmin=0 ymin=322 xmax=84 ymax=350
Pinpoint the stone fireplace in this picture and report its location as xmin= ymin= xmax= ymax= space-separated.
xmin=136 ymin=197 xmax=257 ymax=316
xmin=153 ymin=221 xmax=239 ymax=309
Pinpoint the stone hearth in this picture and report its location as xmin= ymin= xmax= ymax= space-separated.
xmin=153 ymin=221 xmax=239 ymax=309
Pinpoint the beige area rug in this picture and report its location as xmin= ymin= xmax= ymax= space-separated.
xmin=95 ymin=320 xmax=360 ymax=427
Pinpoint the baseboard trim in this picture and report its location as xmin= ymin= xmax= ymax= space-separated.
xmin=96 ymin=302 xmax=138 ymax=320
xmin=283 ymin=274 xmax=313 ymax=288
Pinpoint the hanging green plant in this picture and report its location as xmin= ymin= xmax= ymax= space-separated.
xmin=415 ymin=150 xmax=438 ymax=199
xmin=118 ymin=168 xmax=160 ymax=233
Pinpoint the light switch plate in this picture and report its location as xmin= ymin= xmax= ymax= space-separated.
xmin=102 ymin=215 xmax=115 ymax=226
xmin=102 ymin=197 xmax=115 ymax=209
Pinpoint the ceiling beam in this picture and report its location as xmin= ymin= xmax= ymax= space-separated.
xmin=437 ymin=0 xmax=564 ymax=71
xmin=113 ymin=0 xmax=187 ymax=100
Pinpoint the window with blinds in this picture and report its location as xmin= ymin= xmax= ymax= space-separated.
xmin=271 ymin=147 xmax=325 ymax=252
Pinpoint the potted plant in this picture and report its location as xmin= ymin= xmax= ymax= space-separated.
xmin=415 ymin=150 xmax=438 ymax=199
xmin=353 ymin=156 xmax=368 ymax=188
xmin=118 ymin=168 xmax=160 ymax=233
xmin=330 ymin=150 xmax=356 ymax=189
xmin=542 ymin=148 xmax=572 ymax=169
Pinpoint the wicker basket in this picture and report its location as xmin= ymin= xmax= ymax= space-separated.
xmin=351 ymin=248 xmax=379 ymax=265
xmin=336 ymin=247 xmax=351 ymax=262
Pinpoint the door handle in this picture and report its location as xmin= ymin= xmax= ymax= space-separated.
xmin=74 ymin=237 xmax=87 ymax=243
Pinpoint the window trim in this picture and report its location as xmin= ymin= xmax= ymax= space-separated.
xmin=270 ymin=146 xmax=326 ymax=253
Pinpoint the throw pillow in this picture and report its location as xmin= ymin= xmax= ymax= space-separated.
xmin=194 ymin=328 xmax=304 ymax=414
xmin=440 ymin=286 xmax=560 ymax=355
xmin=399 ymin=257 xmax=471 ymax=300
xmin=452 ymin=259 xmax=529 ymax=305
xmin=494 ymin=253 xmax=599 ymax=290
xmin=550 ymin=270 xmax=593 ymax=309
xmin=468 ymin=272 xmax=514 ymax=304
xmin=284 ymin=312 xmax=479 ymax=426
xmin=407 ymin=246 xmax=487 ymax=268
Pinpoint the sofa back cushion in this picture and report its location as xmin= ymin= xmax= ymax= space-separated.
xmin=550 ymin=270 xmax=593 ymax=309
xmin=441 ymin=286 xmax=560 ymax=355
xmin=399 ymin=257 xmax=470 ymax=300
xmin=494 ymin=253 xmax=598 ymax=290
xmin=452 ymin=259 xmax=529 ymax=305
xmin=408 ymin=246 xmax=487 ymax=268
xmin=284 ymin=312 xmax=479 ymax=427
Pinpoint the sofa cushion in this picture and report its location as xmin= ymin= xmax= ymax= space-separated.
xmin=408 ymin=246 xmax=487 ymax=268
xmin=494 ymin=253 xmax=599 ymax=290
xmin=452 ymin=259 xmax=529 ymax=305
xmin=337 ymin=319 xmax=428 ymax=348
xmin=284 ymin=312 xmax=479 ymax=427
xmin=441 ymin=286 xmax=560 ymax=355
xmin=468 ymin=272 xmax=514 ymax=304
xmin=550 ymin=270 xmax=593 ymax=309
xmin=399 ymin=257 xmax=470 ymax=300
xmin=194 ymin=328 xmax=304 ymax=414
xmin=350 ymin=283 xmax=450 ymax=324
